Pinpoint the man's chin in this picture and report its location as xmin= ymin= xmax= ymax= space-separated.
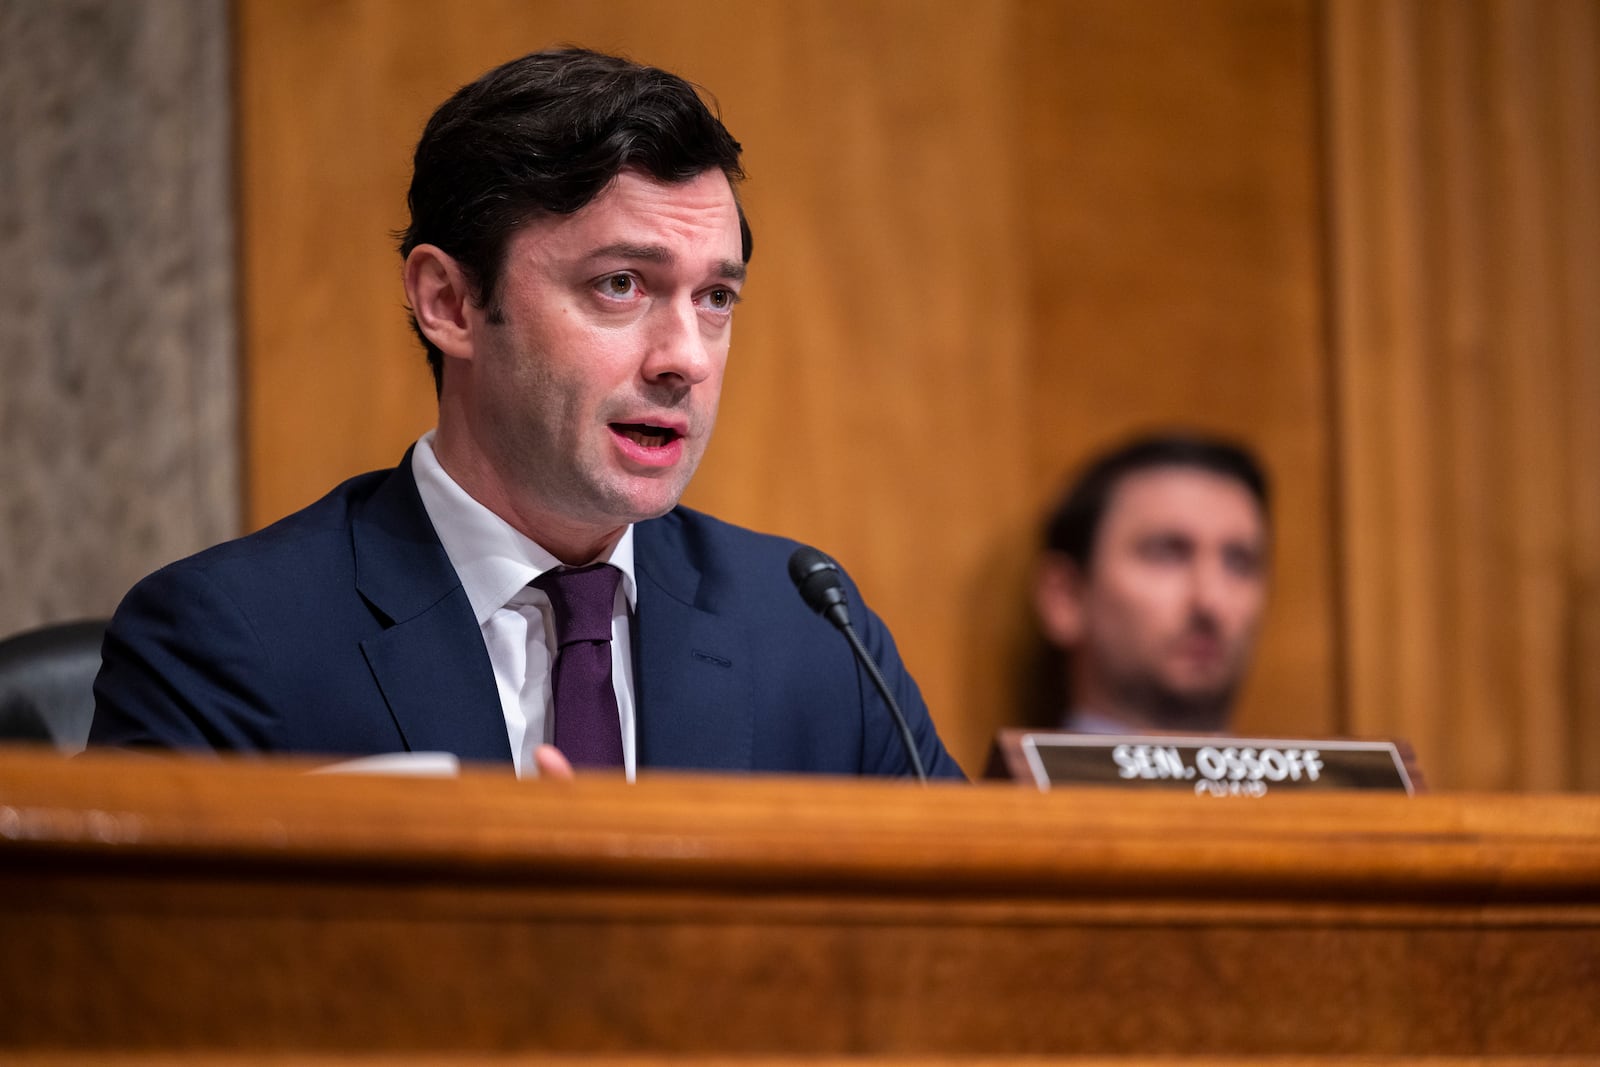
xmin=1145 ymin=680 xmax=1237 ymax=731
xmin=595 ymin=479 xmax=692 ymax=525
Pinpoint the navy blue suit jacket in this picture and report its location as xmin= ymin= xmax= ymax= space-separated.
xmin=89 ymin=457 xmax=963 ymax=779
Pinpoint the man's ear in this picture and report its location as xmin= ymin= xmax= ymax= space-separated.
xmin=403 ymin=244 xmax=477 ymax=361
xmin=1034 ymin=551 xmax=1087 ymax=648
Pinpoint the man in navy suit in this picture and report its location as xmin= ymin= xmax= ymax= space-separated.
xmin=89 ymin=48 xmax=961 ymax=780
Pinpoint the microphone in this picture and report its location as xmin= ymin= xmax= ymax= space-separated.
xmin=788 ymin=546 xmax=928 ymax=783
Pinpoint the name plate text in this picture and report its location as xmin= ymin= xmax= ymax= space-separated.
xmin=1017 ymin=734 xmax=1417 ymax=796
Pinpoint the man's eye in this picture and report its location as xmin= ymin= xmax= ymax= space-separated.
xmin=1138 ymin=537 xmax=1190 ymax=563
xmin=1224 ymin=546 xmax=1263 ymax=577
xmin=601 ymin=274 xmax=635 ymax=297
xmin=705 ymin=287 xmax=737 ymax=310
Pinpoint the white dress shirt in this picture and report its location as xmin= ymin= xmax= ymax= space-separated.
xmin=410 ymin=431 xmax=638 ymax=778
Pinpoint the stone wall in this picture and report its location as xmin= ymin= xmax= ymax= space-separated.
xmin=0 ymin=0 xmax=235 ymax=635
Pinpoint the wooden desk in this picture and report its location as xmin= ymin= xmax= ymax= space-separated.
xmin=2 ymin=749 xmax=1597 ymax=1064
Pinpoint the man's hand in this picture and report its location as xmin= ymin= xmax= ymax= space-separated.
xmin=533 ymin=743 xmax=576 ymax=780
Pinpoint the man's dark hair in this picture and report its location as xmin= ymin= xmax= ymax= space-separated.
xmin=1043 ymin=431 xmax=1271 ymax=569
xmin=399 ymin=47 xmax=752 ymax=393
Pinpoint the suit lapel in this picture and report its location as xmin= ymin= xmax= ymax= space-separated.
xmin=633 ymin=517 xmax=754 ymax=771
xmin=352 ymin=455 xmax=511 ymax=765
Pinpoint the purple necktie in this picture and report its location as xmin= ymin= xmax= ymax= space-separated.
xmin=533 ymin=563 xmax=624 ymax=768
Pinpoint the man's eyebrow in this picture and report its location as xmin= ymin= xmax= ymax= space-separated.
xmin=586 ymin=243 xmax=747 ymax=283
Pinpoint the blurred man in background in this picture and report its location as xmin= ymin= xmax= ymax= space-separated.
xmin=1033 ymin=433 xmax=1270 ymax=734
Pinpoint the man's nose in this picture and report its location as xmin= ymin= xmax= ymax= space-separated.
xmin=641 ymin=301 xmax=713 ymax=386
xmin=1189 ymin=559 xmax=1231 ymax=619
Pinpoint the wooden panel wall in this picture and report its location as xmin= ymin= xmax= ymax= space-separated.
xmin=1324 ymin=0 xmax=1600 ymax=790
xmin=237 ymin=0 xmax=1598 ymax=786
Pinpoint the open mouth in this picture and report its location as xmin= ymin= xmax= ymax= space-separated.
xmin=612 ymin=423 xmax=681 ymax=449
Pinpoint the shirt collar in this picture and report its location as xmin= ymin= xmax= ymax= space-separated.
xmin=1061 ymin=708 xmax=1138 ymax=735
xmin=410 ymin=430 xmax=638 ymax=625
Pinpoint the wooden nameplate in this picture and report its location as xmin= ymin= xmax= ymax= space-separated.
xmin=987 ymin=728 xmax=1423 ymax=795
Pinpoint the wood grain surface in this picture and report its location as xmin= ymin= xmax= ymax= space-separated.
xmin=3 ymin=750 xmax=1598 ymax=1058
xmin=1323 ymin=0 xmax=1600 ymax=791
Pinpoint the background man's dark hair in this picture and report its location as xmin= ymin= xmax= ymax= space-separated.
xmin=399 ymin=47 xmax=753 ymax=393
xmin=1043 ymin=431 xmax=1270 ymax=569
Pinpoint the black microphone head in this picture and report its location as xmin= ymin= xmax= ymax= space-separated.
xmin=788 ymin=546 xmax=851 ymax=630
